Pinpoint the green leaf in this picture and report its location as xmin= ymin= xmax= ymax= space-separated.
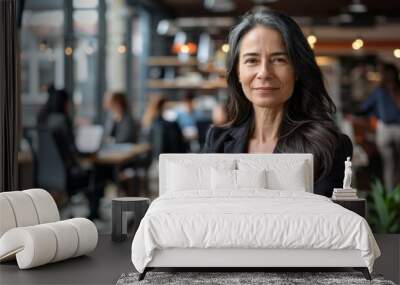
xmin=388 ymin=222 xmax=400 ymax=234
xmin=388 ymin=185 xmax=400 ymax=204
xmin=366 ymin=179 xmax=400 ymax=233
xmin=372 ymin=186 xmax=390 ymax=228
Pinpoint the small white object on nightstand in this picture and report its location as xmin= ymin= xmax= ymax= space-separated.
xmin=332 ymin=157 xmax=358 ymax=200
xmin=343 ymin=157 xmax=352 ymax=189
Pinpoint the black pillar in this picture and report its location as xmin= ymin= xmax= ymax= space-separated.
xmin=96 ymin=0 xmax=106 ymax=124
xmin=0 ymin=0 xmax=20 ymax=191
xmin=64 ymin=0 xmax=73 ymax=96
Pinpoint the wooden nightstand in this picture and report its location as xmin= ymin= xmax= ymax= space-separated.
xmin=331 ymin=198 xmax=366 ymax=218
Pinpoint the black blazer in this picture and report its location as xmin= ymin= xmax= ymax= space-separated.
xmin=202 ymin=120 xmax=353 ymax=197
xmin=150 ymin=117 xmax=188 ymax=159
xmin=104 ymin=113 xmax=139 ymax=144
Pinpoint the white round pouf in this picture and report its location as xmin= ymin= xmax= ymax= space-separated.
xmin=0 ymin=196 xmax=17 ymax=237
xmin=0 ymin=189 xmax=98 ymax=269
xmin=1 ymin=192 xmax=39 ymax=227
xmin=66 ymin=218 xmax=98 ymax=257
xmin=0 ymin=226 xmax=57 ymax=269
xmin=42 ymin=221 xmax=79 ymax=262
xmin=23 ymin=189 xmax=60 ymax=223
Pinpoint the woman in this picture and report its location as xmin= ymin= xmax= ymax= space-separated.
xmin=360 ymin=63 xmax=400 ymax=190
xmin=103 ymin=92 xmax=139 ymax=144
xmin=37 ymin=88 xmax=104 ymax=220
xmin=37 ymin=88 xmax=77 ymax=159
xmin=203 ymin=10 xmax=353 ymax=197
xmin=149 ymin=97 xmax=188 ymax=158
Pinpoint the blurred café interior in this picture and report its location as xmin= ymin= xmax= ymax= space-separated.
xmin=13 ymin=0 xmax=400 ymax=232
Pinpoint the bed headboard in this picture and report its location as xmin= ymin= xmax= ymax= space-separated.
xmin=159 ymin=153 xmax=314 ymax=196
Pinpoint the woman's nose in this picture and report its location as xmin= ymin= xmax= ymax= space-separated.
xmin=256 ymin=62 xmax=274 ymax=79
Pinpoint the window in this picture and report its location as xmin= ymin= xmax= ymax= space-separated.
xmin=20 ymin=1 xmax=64 ymax=126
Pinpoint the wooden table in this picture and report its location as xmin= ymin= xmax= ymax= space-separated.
xmin=81 ymin=143 xmax=151 ymax=196
xmin=92 ymin=143 xmax=151 ymax=166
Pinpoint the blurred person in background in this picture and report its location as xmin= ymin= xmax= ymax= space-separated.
xmin=359 ymin=62 xmax=400 ymax=190
xmin=37 ymin=87 xmax=77 ymax=156
xmin=212 ymin=103 xmax=228 ymax=126
xmin=141 ymin=95 xmax=162 ymax=139
xmin=103 ymin=92 xmax=139 ymax=144
xmin=149 ymin=96 xmax=188 ymax=159
xmin=37 ymin=87 xmax=104 ymax=220
xmin=101 ymin=91 xmax=114 ymax=143
xmin=176 ymin=92 xmax=205 ymax=141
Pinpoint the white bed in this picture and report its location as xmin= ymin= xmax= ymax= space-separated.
xmin=131 ymin=154 xmax=380 ymax=280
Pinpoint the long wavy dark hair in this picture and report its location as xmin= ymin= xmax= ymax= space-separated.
xmin=225 ymin=10 xmax=340 ymax=181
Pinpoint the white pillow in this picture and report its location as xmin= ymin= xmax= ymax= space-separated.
xmin=236 ymin=169 xmax=267 ymax=189
xmin=211 ymin=168 xmax=267 ymax=190
xmin=166 ymin=159 xmax=235 ymax=192
xmin=238 ymin=158 xmax=308 ymax=191
xmin=211 ymin=168 xmax=236 ymax=190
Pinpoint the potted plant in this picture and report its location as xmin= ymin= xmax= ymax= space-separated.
xmin=367 ymin=179 xmax=400 ymax=233
xmin=366 ymin=179 xmax=400 ymax=284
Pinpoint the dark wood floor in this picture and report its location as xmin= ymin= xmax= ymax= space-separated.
xmin=1 ymin=234 xmax=398 ymax=285
xmin=0 ymin=235 xmax=134 ymax=285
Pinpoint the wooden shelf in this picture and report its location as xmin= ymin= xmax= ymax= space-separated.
xmin=147 ymin=56 xmax=197 ymax=66
xmin=198 ymin=65 xmax=226 ymax=75
xmin=147 ymin=79 xmax=227 ymax=90
xmin=147 ymin=56 xmax=227 ymax=74
xmin=147 ymin=56 xmax=227 ymax=90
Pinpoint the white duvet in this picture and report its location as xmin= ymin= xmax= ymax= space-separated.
xmin=131 ymin=190 xmax=380 ymax=273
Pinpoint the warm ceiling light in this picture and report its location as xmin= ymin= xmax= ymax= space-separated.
xmin=307 ymin=34 xmax=317 ymax=49
xmin=187 ymin=42 xmax=197 ymax=54
xmin=348 ymin=0 xmax=367 ymax=13
xmin=180 ymin=44 xmax=190 ymax=53
xmin=394 ymin=49 xmax=400 ymax=58
xmin=117 ymin=44 xmax=127 ymax=54
xmin=65 ymin=47 xmax=73 ymax=55
xmin=221 ymin=44 xmax=229 ymax=53
xmin=352 ymin=38 xmax=364 ymax=50
xmin=307 ymin=35 xmax=317 ymax=45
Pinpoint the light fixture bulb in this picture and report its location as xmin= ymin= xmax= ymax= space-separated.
xmin=180 ymin=45 xmax=190 ymax=53
xmin=65 ymin=47 xmax=73 ymax=55
xmin=352 ymin=38 xmax=364 ymax=50
xmin=221 ymin=44 xmax=229 ymax=53
xmin=117 ymin=44 xmax=127 ymax=54
xmin=394 ymin=49 xmax=400 ymax=58
xmin=307 ymin=35 xmax=317 ymax=45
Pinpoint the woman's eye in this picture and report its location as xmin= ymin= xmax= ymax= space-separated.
xmin=244 ymin=58 xmax=257 ymax=64
xmin=272 ymin=57 xmax=288 ymax=64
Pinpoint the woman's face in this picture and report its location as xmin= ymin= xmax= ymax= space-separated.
xmin=110 ymin=100 xmax=123 ymax=119
xmin=237 ymin=25 xmax=295 ymax=109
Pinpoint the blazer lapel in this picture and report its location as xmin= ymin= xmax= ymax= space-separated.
xmin=223 ymin=119 xmax=251 ymax=153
